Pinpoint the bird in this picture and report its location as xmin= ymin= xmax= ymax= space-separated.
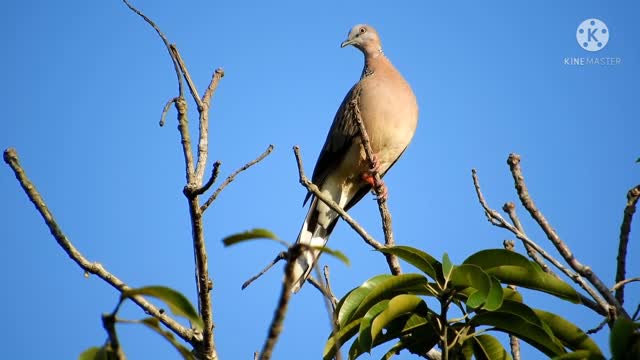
xmin=290 ymin=24 xmax=419 ymax=293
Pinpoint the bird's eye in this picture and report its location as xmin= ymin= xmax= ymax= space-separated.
xmin=359 ymin=27 xmax=367 ymax=34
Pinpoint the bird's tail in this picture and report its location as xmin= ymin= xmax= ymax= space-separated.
xmin=290 ymin=197 xmax=339 ymax=293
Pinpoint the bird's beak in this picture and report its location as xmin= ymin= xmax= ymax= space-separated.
xmin=340 ymin=39 xmax=354 ymax=48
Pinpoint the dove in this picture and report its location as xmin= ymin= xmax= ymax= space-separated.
xmin=291 ymin=24 xmax=418 ymax=292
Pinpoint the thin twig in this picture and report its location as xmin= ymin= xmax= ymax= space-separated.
xmin=160 ymin=97 xmax=178 ymax=127
xmin=3 ymin=148 xmax=198 ymax=344
xmin=615 ymin=184 xmax=640 ymax=306
xmin=506 ymin=154 xmax=628 ymax=319
xmin=503 ymin=202 xmax=554 ymax=275
xmin=471 ymin=168 xmax=609 ymax=316
xmin=611 ymin=277 xmax=640 ymax=293
xmin=259 ymin=245 xmax=303 ymax=360
xmin=242 ymin=252 xmax=287 ymax=290
xmin=122 ymin=0 xmax=183 ymax=96
xmin=503 ymin=240 xmax=521 ymax=360
xmin=586 ymin=318 xmax=608 ymax=335
xmin=350 ymin=97 xmax=402 ymax=275
xmin=312 ymin=264 xmax=343 ymax=360
xmin=170 ymin=45 xmax=203 ymax=109
xmin=194 ymin=68 xmax=225 ymax=184
xmin=200 ymin=144 xmax=274 ymax=212
xmin=323 ymin=265 xmax=339 ymax=311
xmin=193 ymin=161 xmax=222 ymax=197
xmin=293 ymin=146 xmax=385 ymax=251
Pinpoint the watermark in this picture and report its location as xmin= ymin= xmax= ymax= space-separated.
xmin=563 ymin=18 xmax=621 ymax=66
xmin=576 ymin=19 xmax=609 ymax=52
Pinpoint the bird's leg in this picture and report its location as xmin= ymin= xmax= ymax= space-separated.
xmin=361 ymin=154 xmax=388 ymax=201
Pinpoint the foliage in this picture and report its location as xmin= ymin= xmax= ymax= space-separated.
xmin=324 ymin=246 xmax=606 ymax=360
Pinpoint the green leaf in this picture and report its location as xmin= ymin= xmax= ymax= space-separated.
xmin=337 ymin=274 xmax=394 ymax=327
xmin=121 ymin=286 xmax=203 ymax=331
xmin=352 ymin=274 xmax=429 ymax=322
xmin=471 ymin=301 xmax=565 ymax=357
xmin=442 ymin=253 xmax=454 ymax=285
xmin=450 ymin=264 xmax=491 ymax=309
xmin=358 ymin=300 xmax=390 ymax=352
xmin=484 ymin=276 xmax=504 ymax=311
xmin=323 ymin=319 xmax=361 ymax=360
xmin=471 ymin=334 xmax=511 ymax=360
xmin=371 ymin=295 xmax=428 ymax=346
xmin=378 ymin=246 xmax=442 ymax=282
xmin=139 ymin=318 xmax=195 ymax=360
xmin=502 ymin=287 xmax=523 ymax=303
xmin=553 ymin=350 xmax=600 ymax=359
xmin=610 ymin=318 xmax=640 ymax=360
xmin=535 ymin=309 xmax=603 ymax=356
xmin=222 ymin=228 xmax=286 ymax=247
xmin=308 ymin=245 xmax=350 ymax=266
xmin=464 ymin=249 xmax=581 ymax=303
xmin=78 ymin=347 xmax=108 ymax=360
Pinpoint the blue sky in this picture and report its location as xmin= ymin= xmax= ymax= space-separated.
xmin=1 ymin=1 xmax=638 ymax=359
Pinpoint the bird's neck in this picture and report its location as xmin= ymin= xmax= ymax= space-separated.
xmin=362 ymin=49 xmax=388 ymax=77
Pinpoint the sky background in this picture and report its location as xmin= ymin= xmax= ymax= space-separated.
xmin=1 ymin=1 xmax=638 ymax=359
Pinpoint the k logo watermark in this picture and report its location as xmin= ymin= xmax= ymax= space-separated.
xmin=576 ymin=19 xmax=609 ymax=52
xmin=563 ymin=18 xmax=621 ymax=66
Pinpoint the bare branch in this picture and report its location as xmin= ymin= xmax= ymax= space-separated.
xmin=193 ymin=161 xmax=222 ymax=197
xmin=502 ymin=240 xmax=521 ymax=360
xmin=611 ymin=277 xmax=640 ymax=293
xmin=615 ymin=184 xmax=640 ymax=306
xmin=471 ymin=168 xmax=609 ymax=316
xmin=293 ymin=146 xmax=385 ymax=251
xmin=506 ymin=154 xmax=628 ymax=318
xmin=503 ymin=202 xmax=554 ymax=275
xmin=259 ymin=245 xmax=303 ymax=360
xmin=200 ymin=144 xmax=274 ymax=212
xmin=350 ymin=97 xmax=402 ymax=275
xmin=122 ymin=0 xmax=183 ymax=96
xmin=242 ymin=252 xmax=287 ymax=290
xmin=170 ymin=45 xmax=203 ymax=109
xmin=160 ymin=97 xmax=178 ymax=127
xmin=194 ymin=68 xmax=225 ymax=184
xmin=3 ymin=148 xmax=198 ymax=344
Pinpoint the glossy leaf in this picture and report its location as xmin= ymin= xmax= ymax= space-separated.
xmin=484 ymin=276 xmax=504 ymax=311
xmin=121 ymin=286 xmax=203 ymax=331
xmin=371 ymin=295 xmax=428 ymax=346
xmin=222 ymin=228 xmax=286 ymax=247
xmin=139 ymin=318 xmax=195 ymax=360
xmin=358 ymin=300 xmax=390 ymax=352
xmin=337 ymin=274 xmax=394 ymax=327
xmin=450 ymin=264 xmax=491 ymax=309
xmin=378 ymin=246 xmax=442 ymax=282
xmin=464 ymin=249 xmax=580 ymax=303
xmin=552 ymin=350 xmax=600 ymax=359
xmin=352 ymin=274 xmax=429 ymax=322
xmin=471 ymin=334 xmax=511 ymax=360
xmin=442 ymin=253 xmax=454 ymax=285
xmin=471 ymin=301 xmax=565 ymax=357
xmin=535 ymin=309 xmax=603 ymax=356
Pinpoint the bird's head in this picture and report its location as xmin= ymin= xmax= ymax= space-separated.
xmin=340 ymin=24 xmax=382 ymax=55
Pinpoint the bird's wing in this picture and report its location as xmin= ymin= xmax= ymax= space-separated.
xmin=303 ymin=83 xmax=362 ymax=205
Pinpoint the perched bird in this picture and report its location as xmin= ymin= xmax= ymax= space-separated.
xmin=291 ymin=24 xmax=419 ymax=292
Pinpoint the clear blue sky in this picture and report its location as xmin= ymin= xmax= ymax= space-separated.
xmin=1 ymin=1 xmax=638 ymax=359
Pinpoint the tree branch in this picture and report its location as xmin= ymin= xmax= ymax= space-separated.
xmin=615 ymin=184 xmax=640 ymax=306
xmin=293 ymin=146 xmax=385 ymax=251
xmin=350 ymin=97 xmax=402 ymax=275
xmin=3 ymin=148 xmax=198 ymax=345
xmin=471 ymin=168 xmax=609 ymax=316
xmin=200 ymin=144 xmax=274 ymax=213
xmin=194 ymin=68 xmax=225 ymax=184
xmin=506 ymin=154 xmax=628 ymax=319
xmin=258 ymin=245 xmax=302 ymax=360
